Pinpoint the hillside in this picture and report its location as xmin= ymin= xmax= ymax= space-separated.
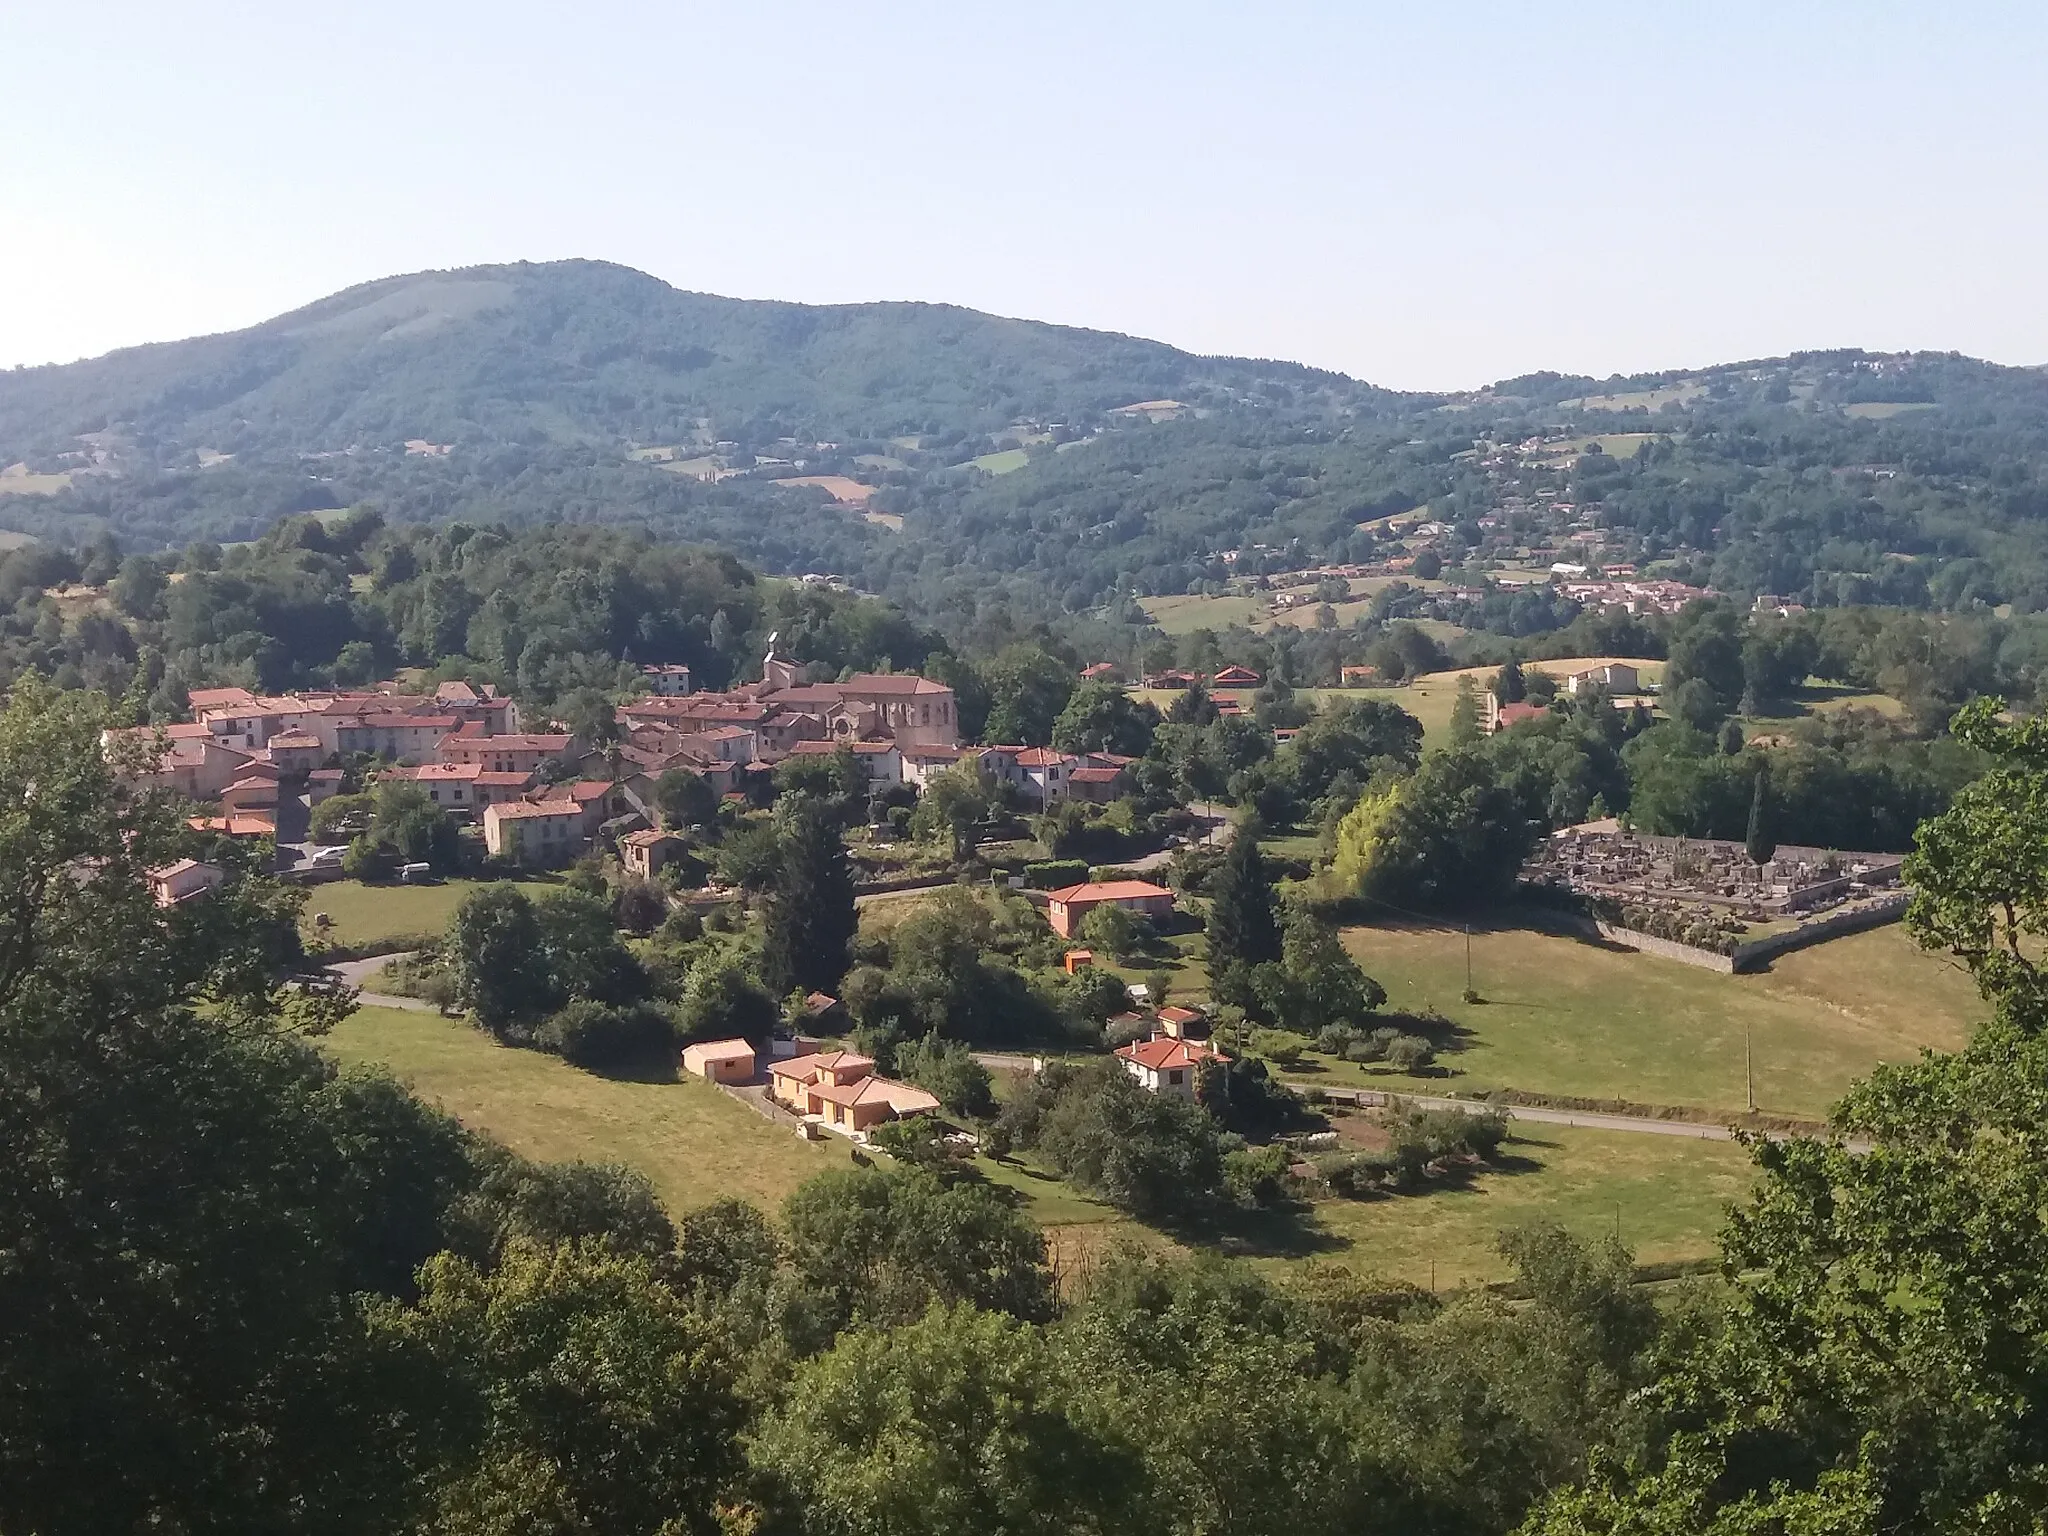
xmin=0 ymin=258 xmax=1370 ymax=456
xmin=12 ymin=264 xmax=2048 ymax=640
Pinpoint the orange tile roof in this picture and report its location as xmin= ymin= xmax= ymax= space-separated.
xmin=1116 ymin=1037 xmax=1229 ymax=1071
xmin=770 ymin=1049 xmax=873 ymax=1082
xmin=1045 ymin=879 xmax=1175 ymax=904
xmin=807 ymin=1075 xmax=942 ymax=1114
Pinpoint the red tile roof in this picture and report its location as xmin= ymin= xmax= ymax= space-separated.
xmin=841 ymin=673 xmax=951 ymax=695
xmin=1046 ymin=879 xmax=1175 ymax=904
xmin=807 ymin=1075 xmax=941 ymax=1113
xmin=1116 ymin=1038 xmax=1230 ymax=1071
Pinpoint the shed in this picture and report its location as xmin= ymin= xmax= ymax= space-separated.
xmin=682 ymin=1037 xmax=757 ymax=1084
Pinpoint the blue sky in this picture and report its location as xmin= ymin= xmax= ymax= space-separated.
xmin=2 ymin=1 xmax=2040 ymax=388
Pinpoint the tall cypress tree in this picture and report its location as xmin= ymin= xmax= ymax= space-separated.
xmin=1207 ymin=834 xmax=1282 ymax=970
xmin=1745 ymin=769 xmax=1777 ymax=871
xmin=763 ymin=799 xmax=858 ymax=996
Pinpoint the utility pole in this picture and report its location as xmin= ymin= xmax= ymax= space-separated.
xmin=1746 ymin=1025 xmax=1754 ymax=1113
xmin=1464 ymin=925 xmax=1473 ymax=996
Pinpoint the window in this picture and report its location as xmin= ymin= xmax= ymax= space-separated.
xmin=1168 ymin=1070 xmax=1184 ymax=1085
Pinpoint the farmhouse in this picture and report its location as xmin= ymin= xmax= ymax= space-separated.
xmin=640 ymin=663 xmax=694 ymax=696
xmin=620 ymin=828 xmax=687 ymax=880
xmin=1115 ymin=1036 xmax=1229 ymax=1100
xmin=482 ymin=799 xmax=584 ymax=865
xmin=1484 ymin=696 xmax=1549 ymax=734
xmin=1564 ymin=663 xmax=1641 ymax=695
xmin=1044 ymin=879 xmax=1177 ymax=939
xmin=767 ymin=1049 xmax=938 ymax=1139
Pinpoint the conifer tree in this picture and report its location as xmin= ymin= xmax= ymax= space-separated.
xmin=1745 ymin=767 xmax=1776 ymax=871
xmin=1207 ymin=834 xmax=1282 ymax=971
xmin=763 ymin=797 xmax=858 ymax=996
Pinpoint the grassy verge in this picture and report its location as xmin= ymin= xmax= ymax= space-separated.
xmin=320 ymin=1005 xmax=851 ymax=1213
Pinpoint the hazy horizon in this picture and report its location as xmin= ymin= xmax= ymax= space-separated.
xmin=6 ymin=1 xmax=2044 ymax=390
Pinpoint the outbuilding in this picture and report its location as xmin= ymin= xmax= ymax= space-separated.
xmin=681 ymin=1038 xmax=757 ymax=1084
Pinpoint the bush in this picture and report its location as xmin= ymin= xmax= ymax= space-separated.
xmin=1249 ymin=1029 xmax=1310 ymax=1069
xmin=1023 ymin=859 xmax=1090 ymax=890
xmin=893 ymin=1033 xmax=995 ymax=1118
xmin=615 ymin=878 xmax=669 ymax=936
xmin=1314 ymin=1151 xmax=1380 ymax=1199
xmin=341 ymin=835 xmax=397 ymax=881
xmin=1103 ymin=1013 xmax=1152 ymax=1048
xmin=1383 ymin=1035 xmax=1436 ymax=1073
xmin=538 ymin=1000 xmax=678 ymax=1073
xmin=1222 ymin=1144 xmax=1292 ymax=1208
xmin=1315 ymin=1023 xmax=1362 ymax=1057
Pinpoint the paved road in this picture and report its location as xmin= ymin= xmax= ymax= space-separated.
xmin=1292 ymin=1083 xmax=1835 ymax=1143
xmin=1121 ymin=801 xmax=1233 ymax=872
xmin=322 ymin=952 xmax=440 ymax=1012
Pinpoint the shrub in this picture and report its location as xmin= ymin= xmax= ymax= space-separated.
xmin=1023 ymin=859 xmax=1089 ymax=890
xmin=539 ymin=1000 xmax=677 ymax=1073
xmin=1104 ymin=1014 xmax=1152 ymax=1048
xmin=1316 ymin=1023 xmax=1362 ymax=1057
xmin=894 ymin=1033 xmax=995 ymax=1118
xmin=1384 ymin=1035 xmax=1436 ymax=1073
xmin=615 ymin=878 xmax=669 ymax=936
xmin=1222 ymin=1145 xmax=1293 ymax=1209
xmin=1249 ymin=1029 xmax=1310 ymax=1069
xmin=1314 ymin=1151 xmax=1380 ymax=1199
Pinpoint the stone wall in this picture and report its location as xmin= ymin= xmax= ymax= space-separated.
xmin=1530 ymin=894 xmax=1910 ymax=974
xmin=1729 ymin=893 xmax=1911 ymax=972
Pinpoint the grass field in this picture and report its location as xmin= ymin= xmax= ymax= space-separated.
xmin=303 ymin=877 xmax=561 ymax=948
xmin=1561 ymin=382 xmax=1706 ymax=412
xmin=0 ymin=467 xmax=74 ymax=496
xmin=1843 ymin=401 xmax=1937 ymax=420
xmin=975 ymin=1122 xmax=1750 ymax=1289
xmin=322 ymin=1006 xmax=851 ymax=1212
xmin=1281 ymin=1123 xmax=1755 ymax=1288
xmin=1295 ymin=679 xmax=1466 ymax=744
xmin=1536 ymin=433 xmax=1664 ymax=462
xmin=1739 ymin=681 xmax=1904 ymax=725
xmin=966 ymin=448 xmax=1030 ymax=475
xmin=1329 ymin=920 xmax=1978 ymax=1118
xmin=1139 ymin=592 xmax=1266 ymax=634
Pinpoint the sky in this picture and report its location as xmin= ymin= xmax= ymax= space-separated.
xmin=2 ymin=1 xmax=2042 ymax=390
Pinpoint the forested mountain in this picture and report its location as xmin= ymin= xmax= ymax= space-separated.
xmin=0 ymin=259 xmax=1366 ymax=455
xmin=12 ymin=261 xmax=2048 ymax=638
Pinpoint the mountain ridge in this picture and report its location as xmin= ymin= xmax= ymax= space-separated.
xmin=0 ymin=258 xmax=1377 ymax=458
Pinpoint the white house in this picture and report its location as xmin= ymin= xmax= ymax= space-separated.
xmin=1113 ymin=1036 xmax=1229 ymax=1101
